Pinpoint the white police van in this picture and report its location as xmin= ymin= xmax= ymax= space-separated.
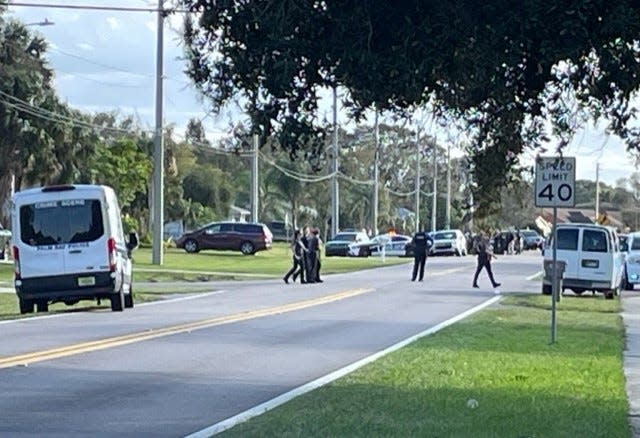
xmin=11 ymin=185 xmax=137 ymax=314
xmin=543 ymin=223 xmax=625 ymax=299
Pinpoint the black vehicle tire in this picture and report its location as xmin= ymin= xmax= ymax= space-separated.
xmin=111 ymin=289 xmax=124 ymax=311
xmin=124 ymin=285 xmax=134 ymax=309
xmin=240 ymin=241 xmax=255 ymax=255
xmin=360 ymin=247 xmax=370 ymax=257
xmin=184 ymin=239 xmax=199 ymax=254
xmin=624 ymin=274 xmax=634 ymax=291
xmin=36 ymin=300 xmax=49 ymax=313
xmin=572 ymin=289 xmax=584 ymax=296
xmin=542 ymin=284 xmax=552 ymax=295
xmin=19 ymin=298 xmax=34 ymax=314
xmin=605 ymin=290 xmax=615 ymax=300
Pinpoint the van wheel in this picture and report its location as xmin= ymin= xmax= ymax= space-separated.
xmin=605 ymin=290 xmax=615 ymax=300
xmin=19 ymin=298 xmax=34 ymax=314
xmin=184 ymin=239 xmax=199 ymax=253
xmin=240 ymin=241 xmax=255 ymax=255
xmin=36 ymin=300 xmax=49 ymax=313
xmin=111 ymin=290 xmax=124 ymax=311
xmin=542 ymin=284 xmax=552 ymax=295
xmin=124 ymin=286 xmax=134 ymax=309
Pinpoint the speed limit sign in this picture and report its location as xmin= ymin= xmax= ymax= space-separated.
xmin=534 ymin=156 xmax=576 ymax=207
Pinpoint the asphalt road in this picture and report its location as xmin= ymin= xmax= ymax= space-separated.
xmin=0 ymin=253 xmax=543 ymax=437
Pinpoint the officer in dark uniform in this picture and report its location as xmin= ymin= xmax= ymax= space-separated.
xmin=472 ymin=234 xmax=501 ymax=288
xmin=409 ymin=230 xmax=434 ymax=281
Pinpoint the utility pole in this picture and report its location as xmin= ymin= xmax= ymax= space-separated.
xmin=445 ymin=141 xmax=452 ymax=230
xmin=431 ymin=143 xmax=437 ymax=232
xmin=251 ymin=134 xmax=259 ymax=222
xmin=151 ymin=0 xmax=165 ymax=265
xmin=414 ymin=129 xmax=421 ymax=232
xmin=331 ymin=87 xmax=339 ymax=238
xmin=595 ymin=161 xmax=600 ymax=222
xmin=373 ymin=109 xmax=380 ymax=236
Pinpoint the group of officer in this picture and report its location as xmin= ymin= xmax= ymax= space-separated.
xmin=283 ymin=226 xmax=323 ymax=284
xmin=408 ymin=230 xmax=500 ymax=287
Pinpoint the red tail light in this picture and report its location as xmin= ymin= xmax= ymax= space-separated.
xmin=12 ymin=246 xmax=20 ymax=279
xmin=107 ymin=238 xmax=117 ymax=272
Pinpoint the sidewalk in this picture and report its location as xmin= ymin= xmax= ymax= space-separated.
xmin=622 ymin=292 xmax=640 ymax=437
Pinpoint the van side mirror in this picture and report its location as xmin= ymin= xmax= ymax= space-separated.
xmin=126 ymin=231 xmax=139 ymax=252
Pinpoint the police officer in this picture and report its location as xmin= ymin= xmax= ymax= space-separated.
xmin=472 ymin=233 xmax=501 ymax=289
xmin=409 ymin=230 xmax=433 ymax=281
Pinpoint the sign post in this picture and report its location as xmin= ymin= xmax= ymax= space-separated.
xmin=535 ymin=156 xmax=576 ymax=344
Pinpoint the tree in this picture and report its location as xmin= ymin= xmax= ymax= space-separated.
xmin=181 ymin=1 xmax=640 ymax=216
xmin=0 ymin=16 xmax=55 ymax=225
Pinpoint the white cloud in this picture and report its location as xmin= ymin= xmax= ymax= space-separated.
xmin=106 ymin=17 xmax=120 ymax=30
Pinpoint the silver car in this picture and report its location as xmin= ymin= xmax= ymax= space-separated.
xmin=430 ymin=229 xmax=467 ymax=256
xmin=624 ymin=232 xmax=640 ymax=290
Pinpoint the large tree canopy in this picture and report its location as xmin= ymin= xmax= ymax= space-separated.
xmin=181 ymin=0 xmax=640 ymax=214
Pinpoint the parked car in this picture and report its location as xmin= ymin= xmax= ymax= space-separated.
xmin=324 ymin=231 xmax=369 ymax=257
xmin=0 ymin=223 xmax=10 ymax=260
xmin=267 ymin=220 xmax=291 ymax=242
xmin=522 ymin=229 xmax=544 ymax=250
xmin=542 ymin=223 xmax=625 ymax=299
xmin=623 ymin=232 xmax=640 ymax=290
xmin=348 ymin=233 xmax=412 ymax=257
xmin=430 ymin=229 xmax=467 ymax=256
xmin=175 ymin=221 xmax=273 ymax=255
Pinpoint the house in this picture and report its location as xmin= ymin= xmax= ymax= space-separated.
xmin=536 ymin=206 xmax=624 ymax=236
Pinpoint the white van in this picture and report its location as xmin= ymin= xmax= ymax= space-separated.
xmin=543 ymin=223 xmax=625 ymax=299
xmin=10 ymin=184 xmax=138 ymax=314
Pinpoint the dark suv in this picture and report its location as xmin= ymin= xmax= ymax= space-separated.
xmin=175 ymin=222 xmax=273 ymax=255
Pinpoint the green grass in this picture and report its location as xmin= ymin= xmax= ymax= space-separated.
xmin=220 ymin=294 xmax=630 ymax=438
xmin=133 ymin=244 xmax=410 ymax=281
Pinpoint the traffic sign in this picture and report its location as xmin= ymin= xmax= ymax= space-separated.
xmin=534 ymin=156 xmax=576 ymax=207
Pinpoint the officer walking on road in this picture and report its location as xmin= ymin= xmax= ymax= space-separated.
xmin=472 ymin=233 xmax=501 ymax=289
xmin=409 ymin=229 xmax=434 ymax=281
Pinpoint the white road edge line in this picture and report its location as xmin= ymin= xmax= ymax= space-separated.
xmin=184 ymin=295 xmax=502 ymax=438
xmin=526 ymin=270 xmax=543 ymax=281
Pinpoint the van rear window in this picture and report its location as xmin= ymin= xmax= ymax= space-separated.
xmin=557 ymin=229 xmax=579 ymax=250
xmin=20 ymin=199 xmax=104 ymax=246
xmin=582 ymin=229 xmax=608 ymax=253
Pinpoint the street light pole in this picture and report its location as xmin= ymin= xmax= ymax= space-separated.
xmin=431 ymin=143 xmax=437 ymax=232
xmin=415 ymin=129 xmax=421 ymax=232
xmin=331 ymin=87 xmax=339 ymax=238
xmin=373 ymin=109 xmax=380 ymax=236
xmin=251 ymin=133 xmax=259 ymax=222
xmin=151 ymin=0 xmax=165 ymax=265
xmin=445 ymin=141 xmax=451 ymax=230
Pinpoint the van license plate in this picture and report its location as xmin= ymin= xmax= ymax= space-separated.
xmin=78 ymin=276 xmax=95 ymax=287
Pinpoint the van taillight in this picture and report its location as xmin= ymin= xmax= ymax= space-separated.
xmin=107 ymin=238 xmax=117 ymax=272
xmin=12 ymin=246 xmax=20 ymax=279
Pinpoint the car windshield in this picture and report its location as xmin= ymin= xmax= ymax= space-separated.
xmin=434 ymin=232 xmax=456 ymax=240
xmin=631 ymin=238 xmax=640 ymax=251
xmin=522 ymin=231 xmax=538 ymax=237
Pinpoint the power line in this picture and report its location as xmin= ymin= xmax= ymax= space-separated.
xmin=1 ymin=1 xmax=189 ymax=13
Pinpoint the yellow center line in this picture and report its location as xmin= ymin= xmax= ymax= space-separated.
xmin=0 ymin=287 xmax=374 ymax=369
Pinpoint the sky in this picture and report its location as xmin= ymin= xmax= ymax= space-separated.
xmin=5 ymin=0 xmax=640 ymax=187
